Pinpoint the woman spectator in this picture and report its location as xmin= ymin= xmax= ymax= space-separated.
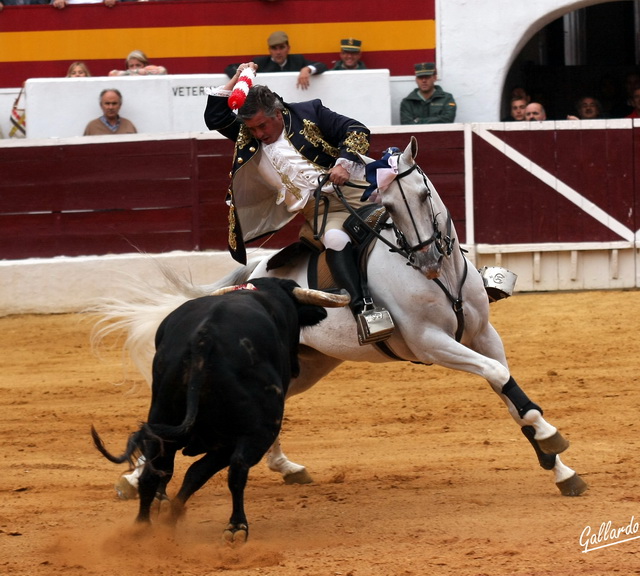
xmin=108 ymin=50 xmax=167 ymax=76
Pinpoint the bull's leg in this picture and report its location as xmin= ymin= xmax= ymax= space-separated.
xmin=225 ymin=457 xmax=250 ymax=544
xmin=170 ymin=450 xmax=230 ymax=525
xmin=225 ymin=439 xmax=274 ymax=544
xmin=136 ymin=448 xmax=176 ymax=524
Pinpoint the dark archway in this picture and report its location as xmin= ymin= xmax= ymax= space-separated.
xmin=502 ymin=0 xmax=640 ymax=120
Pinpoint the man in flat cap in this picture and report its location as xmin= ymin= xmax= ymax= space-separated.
xmin=332 ymin=38 xmax=367 ymax=70
xmin=225 ymin=31 xmax=327 ymax=90
xmin=400 ymin=62 xmax=457 ymax=124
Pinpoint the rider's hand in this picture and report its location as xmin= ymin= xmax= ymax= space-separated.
xmin=328 ymin=165 xmax=350 ymax=186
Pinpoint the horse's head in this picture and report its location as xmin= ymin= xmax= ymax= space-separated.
xmin=362 ymin=137 xmax=455 ymax=279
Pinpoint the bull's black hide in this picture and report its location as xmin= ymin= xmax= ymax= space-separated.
xmin=92 ymin=277 xmax=343 ymax=543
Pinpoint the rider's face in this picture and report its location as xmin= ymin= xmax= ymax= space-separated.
xmin=243 ymin=109 xmax=284 ymax=145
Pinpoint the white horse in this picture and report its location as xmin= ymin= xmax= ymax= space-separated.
xmin=94 ymin=137 xmax=587 ymax=497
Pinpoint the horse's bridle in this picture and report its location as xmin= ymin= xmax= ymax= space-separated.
xmin=321 ymin=155 xmax=468 ymax=343
xmin=390 ymin=161 xmax=455 ymax=270
xmin=320 ymin=157 xmax=455 ymax=271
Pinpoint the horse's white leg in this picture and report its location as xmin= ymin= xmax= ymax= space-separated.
xmin=266 ymin=347 xmax=343 ymax=484
xmin=460 ymin=322 xmax=587 ymax=495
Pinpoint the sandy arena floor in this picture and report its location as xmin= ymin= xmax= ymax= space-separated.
xmin=2 ymin=290 xmax=640 ymax=575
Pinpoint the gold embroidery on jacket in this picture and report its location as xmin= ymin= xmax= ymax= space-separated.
xmin=345 ymin=131 xmax=370 ymax=155
xmin=237 ymin=125 xmax=251 ymax=150
xmin=281 ymin=174 xmax=303 ymax=200
xmin=228 ymin=204 xmax=237 ymax=251
xmin=301 ymin=120 xmax=339 ymax=158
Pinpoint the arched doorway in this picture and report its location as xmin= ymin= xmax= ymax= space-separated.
xmin=502 ymin=0 xmax=640 ymax=120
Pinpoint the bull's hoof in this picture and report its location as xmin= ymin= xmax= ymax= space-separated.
xmin=223 ymin=523 xmax=248 ymax=544
xmin=556 ymin=473 xmax=588 ymax=496
xmin=283 ymin=469 xmax=313 ymax=485
xmin=537 ymin=431 xmax=570 ymax=455
xmin=114 ymin=476 xmax=138 ymax=500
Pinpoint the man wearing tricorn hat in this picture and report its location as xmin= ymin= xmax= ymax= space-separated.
xmin=400 ymin=62 xmax=457 ymax=124
xmin=332 ymin=38 xmax=367 ymax=70
xmin=225 ymin=31 xmax=327 ymax=90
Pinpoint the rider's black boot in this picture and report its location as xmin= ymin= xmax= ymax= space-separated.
xmin=325 ymin=244 xmax=365 ymax=315
xmin=326 ymin=244 xmax=394 ymax=345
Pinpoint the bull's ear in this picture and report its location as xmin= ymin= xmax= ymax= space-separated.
xmin=292 ymin=287 xmax=350 ymax=307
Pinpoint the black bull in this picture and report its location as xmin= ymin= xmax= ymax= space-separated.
xmin=91 ymin=277 xmax=349 ymax=543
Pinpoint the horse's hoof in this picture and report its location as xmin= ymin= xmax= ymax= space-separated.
xmin=283 ymin=469 xmax=314 ymax=485
xmin=114 ymin=476 xmax=138 ymax=500
xmin=223 ymin=524 xmax=248 ymax=544
xmin=557 ymin=473 xmax=588 ymax=496
xmin=537 ymin=431 xmax=570 ymax=455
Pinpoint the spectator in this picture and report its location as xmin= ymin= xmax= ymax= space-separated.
xmin=66 ymin=61 xmax=92 ymax=78
xmin=626 ymin=87 xmax=640 ymax=119
xmin=400 ymin=62 xmax=456 ymax=125
xmin=509 ymin=86 xmax=530 ymax=103
xmin=566 ymin=96 xmax=602 ymax=120
xmin=524 ymin=102 xmax=547 ymax=121
xmin=503 ymin=97 xmax=528 ymax=121
xmin=332 ymin=38 xmax=366 ymax=70
xmin=84 ymin=89 xmax=137 ymax=135
xmin=224 ymin=31 xmax=327 ymax=90
xmin=109 ymin=50 xmax=168 ymax=76
xmin=52 ymin=0 xmax=121 ymax=8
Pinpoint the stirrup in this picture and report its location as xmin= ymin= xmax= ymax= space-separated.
xmin=479 ymin=266 xmax=518 ymax=302
xmin=356 ymin=298 xmax=395 ymax=345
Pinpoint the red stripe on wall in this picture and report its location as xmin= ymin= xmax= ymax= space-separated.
xmin=0 ymin=0 xmax=435 ymax=33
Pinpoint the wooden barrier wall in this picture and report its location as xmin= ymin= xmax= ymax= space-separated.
xmin=1 ymin=122 xmax=638 ymax=294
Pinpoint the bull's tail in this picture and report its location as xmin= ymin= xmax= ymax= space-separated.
xmin=91 ymin=424 xmax=145 ymax=467
xmin=88 ymin=258 xmax=259 ymax=385
xmin=144 ymin=329 xmax=216 ymax=444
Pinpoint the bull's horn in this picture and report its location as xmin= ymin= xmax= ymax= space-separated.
xmin=292 ymin=287 xmax=351 ymax=308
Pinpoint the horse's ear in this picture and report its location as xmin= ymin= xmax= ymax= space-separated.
xmin=358 ymin=152 xmax=375 ymax=165
xmin=410 ymin=135 xmax=418 ymax=158
xmin=401 ymin=137 xmax=418 ymax=164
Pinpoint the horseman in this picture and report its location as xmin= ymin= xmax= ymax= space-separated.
xmin=203 ymin=62 xmax=390 ymax=343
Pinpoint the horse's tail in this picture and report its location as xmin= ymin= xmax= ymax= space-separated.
xmin=88 ymin=258 xmax=260 ymax=385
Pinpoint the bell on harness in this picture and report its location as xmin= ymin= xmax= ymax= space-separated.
xmin=356 ymin=299 xmax=395 ymax=345
xmin=479 ymin=266 xmax=518 ymax=302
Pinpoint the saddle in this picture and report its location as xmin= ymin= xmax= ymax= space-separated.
xmin=266 ymin=204 xmax=395 ymax=345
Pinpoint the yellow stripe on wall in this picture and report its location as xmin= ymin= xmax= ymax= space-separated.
xmin=1 ymin=21 xmax=435 ymax=63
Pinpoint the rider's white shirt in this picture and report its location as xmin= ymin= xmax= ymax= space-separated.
xmin=260 ymin=129 xmax=327 ymax=212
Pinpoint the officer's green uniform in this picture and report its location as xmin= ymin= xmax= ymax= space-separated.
xmin=400 ymin=85 xmax=457 ymax=124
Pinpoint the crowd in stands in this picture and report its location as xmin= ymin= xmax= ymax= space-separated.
xmin=504 ymin=70 xmax=640 ymax=122
xmin=2 ymin=0 xmax=639 ymax=136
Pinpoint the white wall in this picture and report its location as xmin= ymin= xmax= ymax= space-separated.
xmin=437 ymin=0 xmax=615 ymax=122
xmin=0 ymin=250 xmax=275 ymax=316
xmin=23 ymin=70 xmax=393 ymax=139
